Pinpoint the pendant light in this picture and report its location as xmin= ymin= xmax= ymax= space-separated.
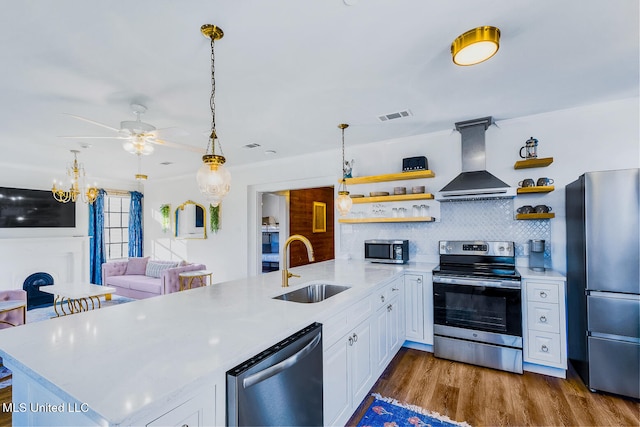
xmin=336 ymin=123 xmax=353 ymax=216
xmin=196 ymin=24 xmax=230 ymax=207
xmin=451 ymin=26 xmax=500 ymax=66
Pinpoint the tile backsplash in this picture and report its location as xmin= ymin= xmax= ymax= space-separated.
xmin=339 ymin=198 xmax=551 ymax=265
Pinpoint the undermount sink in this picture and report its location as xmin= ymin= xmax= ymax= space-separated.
xmin=273 ymin=283 xmax=351 ymax=304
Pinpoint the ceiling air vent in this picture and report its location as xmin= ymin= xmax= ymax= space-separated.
xmin=377 ymin=109 xmax=413 ymax=122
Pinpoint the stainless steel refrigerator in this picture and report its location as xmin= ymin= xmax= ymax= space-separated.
xmin=566 ymin=168 xmax=640 ymax=399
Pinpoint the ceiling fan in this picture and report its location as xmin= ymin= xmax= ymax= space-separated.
xmin=60 ymin=103 xmax=204 ymax=156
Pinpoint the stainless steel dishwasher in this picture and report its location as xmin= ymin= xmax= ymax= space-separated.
xmin=226 ymin=322 xmax=323 ymax=426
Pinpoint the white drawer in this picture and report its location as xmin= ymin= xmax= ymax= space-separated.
xmin=348 ymin=294 xmax=374 ymax=327
xmin=527 ymin=331 xmax=561 ymax=365
xmin=526 ymin=282 xmax=559 ymax=304
xmin=322 ymin=310 xmax=349 ymax=349
xmin=527 ymin=301 xmax=560 ymax=333
xmin=374 ymin=281 xmax=402 ymax=310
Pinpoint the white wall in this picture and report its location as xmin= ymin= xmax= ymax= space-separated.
xmin=143 ymin=98 xmax=638 ymax=281
xmin=0 ymin=162 xmax=136 ymax=240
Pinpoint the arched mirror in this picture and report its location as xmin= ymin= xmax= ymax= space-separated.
xmin=175 ymin=200 xmax=207 ymax=239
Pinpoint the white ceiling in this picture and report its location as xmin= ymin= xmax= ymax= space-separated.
xmin=1 ymin=0 xmax=638 ymax=185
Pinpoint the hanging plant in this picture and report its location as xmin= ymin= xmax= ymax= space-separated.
xmin=160 ymin=204 xmax=171 ymax=233
xmin=210 ymin=204 xmax=221 ymax=233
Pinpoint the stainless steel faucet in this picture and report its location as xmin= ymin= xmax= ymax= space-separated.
xmin=281 ymin=234 xmax=315 ymax=287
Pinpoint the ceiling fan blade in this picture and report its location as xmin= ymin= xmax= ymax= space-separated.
xmin=64 ymin=113 xmax=120 ymax=132
xmin=152 ymin=138 xmax=206 ymax=154
xmin=58 ymin=135 xmax=127 ymax=139
xmin=152 ymin=127 xmax=190 ymax=138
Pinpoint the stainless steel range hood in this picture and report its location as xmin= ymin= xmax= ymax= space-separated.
xmin=436 ymin=116 xmax=516 ymax=201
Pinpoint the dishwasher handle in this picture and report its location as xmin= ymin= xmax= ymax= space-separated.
xmin=242 ymin=332 xmax=322 ymax=389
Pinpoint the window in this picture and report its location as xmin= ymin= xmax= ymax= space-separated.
xmin=104 ymin=195 xmax=130 ymax=260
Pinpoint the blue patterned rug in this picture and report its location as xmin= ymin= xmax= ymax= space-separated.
xmin=358 ymin=394 xmax=471 ymax=427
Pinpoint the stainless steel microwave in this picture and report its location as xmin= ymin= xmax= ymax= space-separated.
xmin=364 ymin=240 xmax=409 ymax=264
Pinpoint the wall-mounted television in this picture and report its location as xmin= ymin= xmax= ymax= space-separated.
xmin=0 ymin=187 xmax=76 ymax=228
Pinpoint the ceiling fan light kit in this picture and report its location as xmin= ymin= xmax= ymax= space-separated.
xmin=196 ymin=24 xmax=231 ymax=207
xmin=451 ymin=26 xmax=500 ymax=66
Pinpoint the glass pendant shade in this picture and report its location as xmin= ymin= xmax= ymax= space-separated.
xmin=336 ymin=189 xmax=353 ymax=217
xmin=196 ymin=155 xmax=230 ymax=207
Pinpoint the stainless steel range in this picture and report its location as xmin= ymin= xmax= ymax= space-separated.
xmin=432 ymin=240 xmax=523 ymax=374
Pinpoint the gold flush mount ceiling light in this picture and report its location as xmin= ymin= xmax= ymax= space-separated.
xmin=451 ymin=26 xmax=500 ymax=66
xmin=196 ymin=24 xmax=230 ymax=207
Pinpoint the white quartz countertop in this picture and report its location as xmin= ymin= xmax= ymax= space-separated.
xmin=0 ymin=260 xmax=429 ymax=425
xmin=517 ymin=267 xmax=566 ymax=280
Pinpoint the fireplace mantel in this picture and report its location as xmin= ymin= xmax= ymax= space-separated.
xmin=0 ymin=236 xmax=90 ymax=292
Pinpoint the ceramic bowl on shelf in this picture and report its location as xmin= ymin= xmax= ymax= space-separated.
xmin=350 ymin=194 xmax=364 ymax=198
xmin=412 ymin=186 xmax=425 ymax=194
xmin=370 ymin=191 xmax=390 ymax=197
xmin=393 ymin=187 xmax=406 ymax=195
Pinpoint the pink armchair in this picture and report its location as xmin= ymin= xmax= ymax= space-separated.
xmin=0 ymin=290 xmax=27 ymax=329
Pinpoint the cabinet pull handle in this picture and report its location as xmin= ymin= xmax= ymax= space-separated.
xmin=539 ymin=291 xmax=547 ymax=298
xmin=387 ymin=304 xmax=392 ymax=312
xmin=348 ymin=336 xmax=354 ymax=346
xmin=541 ymin=345 xmax=549 ymax=353
xmin=392 ymin=287 xmax=399 ymax=292
xmin=417 ymin=278 xmax=422 ymax=284
xmin=352 ymin=333 xmax=358 ymax=343
xmin=539 ymin=315 xmax=547 ymax=323
xmin=380 ymin=295 xmax=385 ymax=302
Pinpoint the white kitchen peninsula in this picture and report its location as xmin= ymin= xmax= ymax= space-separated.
xmin=0 ymin=259 xmax=567 ymax=426
xmin=0 ymin=260 xmax=408 ymax=426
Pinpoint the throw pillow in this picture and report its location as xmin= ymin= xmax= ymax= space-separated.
xmin=126 ymin=257 xmax=150 ymax=275
xmin=145 ymin=260 xmax=179 ymax=278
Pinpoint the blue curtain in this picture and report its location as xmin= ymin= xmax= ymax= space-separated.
xmin=128 ymin=191 xmax=144 ymax=257
xmin=89 ymin=189 xmax=106 ymax=285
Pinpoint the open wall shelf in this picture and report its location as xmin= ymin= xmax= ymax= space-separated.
xmin=351 ymin=193 xmax=434 ymax=204
xmin=514 ymin=157 xmax=554 ymax=169
xmin=516 ymin=185 xmax=555 ymax=194
xmin=516 ymin=213 xmax=555 ymax=220
xmin=343 ymin=170 xmax=435 ymax=185
xmin=339 ymin=217 xmax=436 ymax=224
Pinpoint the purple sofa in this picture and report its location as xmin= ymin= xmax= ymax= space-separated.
xmin=102 ymin=258 xmax=207 ymax=299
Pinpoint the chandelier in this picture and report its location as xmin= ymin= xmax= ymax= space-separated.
xmin=336 ymin=123 xmax=353 ymax=216
xmin=52 ymin=150 xmax=98 ymax=204
xmin=196 ymin=24 xmax=231 ymax=207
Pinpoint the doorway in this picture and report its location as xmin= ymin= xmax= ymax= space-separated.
xmin=249 ymin=175 xmax=336 ymax=276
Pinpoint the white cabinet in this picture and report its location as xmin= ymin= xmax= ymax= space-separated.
xmin=147 ymin=389 xmax=215 ymax=427
xmin=323 ymin=294 xmax=375 ymax=427
xmin=522 ymin=278 xmax=567 ymax=369
xmin=404 ymin=271 xmax=433 ymax=345
xmin=374 ymin=277 xmax=404 ymax=372
xmin=324 ymin=319 xmax=374 ymax=426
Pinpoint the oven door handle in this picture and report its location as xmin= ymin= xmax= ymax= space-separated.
xmin=433 ymin=276 xmax=521 ymax=289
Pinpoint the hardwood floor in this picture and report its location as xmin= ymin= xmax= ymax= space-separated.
xmin=347 ymin=348 xmax=640 ymax=427
xmin=1 ymin=349 xmax=637 ymax=426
